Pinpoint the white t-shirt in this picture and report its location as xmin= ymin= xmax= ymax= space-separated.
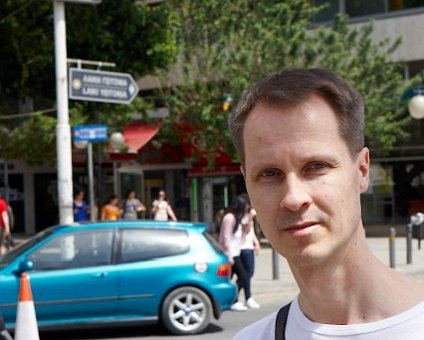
xmin=240 ymin=226 xmax=255 ymax=250
xmin=219 ymin=213 xmax=243 ymax=259
xmin=233 ymin=296 xmax=424 ymax=339
xmin=153 ymin=200 xmax=169 ymax=221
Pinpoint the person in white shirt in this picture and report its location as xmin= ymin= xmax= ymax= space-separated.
xmin=228 ymin=68 xmax=424 ymax=339
xmin=219 ymin=194 xmax=257 ymax=311
xmin=151 ymin=190 xmax=177 ymax=222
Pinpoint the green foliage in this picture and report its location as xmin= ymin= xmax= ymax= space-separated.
xmin=0 ymin=0 xmax=177 ymax=165
xmin=0 ymin=1 xmax=414 ymax=166
xmin=66 ymin=0 xmax=177 ymax=76
xmin=304 ymin=15 xmax=413 ymax=156
xmin=158 ymin=1 xmax=412 ymax=164
xmin=0 ymin=1 xmax=53 ymax=102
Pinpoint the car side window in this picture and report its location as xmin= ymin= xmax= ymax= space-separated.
xmin=119 ymin=229 xmax=190 ymax=264
xmin=28 ymin=229 xmax=114 ymax=271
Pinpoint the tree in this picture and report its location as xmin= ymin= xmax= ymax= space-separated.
xmin=157 ymin=0 xmax=414 ymax=165
xmin=0 ymin=0 xmax=177 ymax=164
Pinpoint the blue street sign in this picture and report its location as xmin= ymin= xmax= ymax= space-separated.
xmin=69 ymin=68 xmax=139 ymax=104
xmin=73 ymin=124 xmax=108 ymax=142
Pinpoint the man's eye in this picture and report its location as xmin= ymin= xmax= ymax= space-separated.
xmin=307 ymin=162 xmax=329 ymax=171
xmin=261 ymin=169 xmax=279 ymax=177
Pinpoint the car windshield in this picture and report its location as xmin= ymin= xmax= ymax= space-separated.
xmin=0 ymin=228 xmax=56 ymax=268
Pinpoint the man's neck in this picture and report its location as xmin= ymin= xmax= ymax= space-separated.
xmin=290 ymin=229 xmax=424 ymax=324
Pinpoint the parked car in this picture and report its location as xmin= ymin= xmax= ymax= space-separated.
xmin=0 ymin=221 xmax=236 ymax=335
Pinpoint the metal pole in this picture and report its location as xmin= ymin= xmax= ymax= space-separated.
xmin=54 ymin=1 xmax=74 ymax=224
xmin=272 ymin=249 xmax=280 ymax=280
xmin=192 ymin=178 xmax=199 ymax=222
xmin=406 ymin=223 xmax=413 ymax=264
xmin=87 ymin=143 xmax=95 ymax=221
xmin=389 ymin=227 xmax=396 ymax=268
xmin=113 ymin=162 xmax=119 ymax=196
xmin=96 ymin=113 xmax=103 ymax=206
xmin=4 ymin=160 xmax=9 ymax=202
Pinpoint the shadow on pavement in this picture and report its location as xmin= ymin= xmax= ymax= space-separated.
xmin=39 ymin=323 xmax=224 ymax=339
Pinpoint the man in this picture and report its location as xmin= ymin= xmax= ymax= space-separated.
xmin=229 ymin=68 xmax=424 ymax=339
xmin=0 ymin=197 xmax=10 ymax=255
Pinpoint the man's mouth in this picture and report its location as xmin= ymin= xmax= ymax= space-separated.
xmin=282 ymin=222 xmax=318 ymax=236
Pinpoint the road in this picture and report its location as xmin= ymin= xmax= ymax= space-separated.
xmin=41 ymin=293 xmax=290 ymax=340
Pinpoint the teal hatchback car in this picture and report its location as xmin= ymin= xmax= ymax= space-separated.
xmin=0 ymin=221 xmax=236 ymax=335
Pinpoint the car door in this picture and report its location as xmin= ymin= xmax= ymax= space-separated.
xmin=115 ymin=228 xmax=190 ymax=319
xmin=25 ymin=228 xmax=118 ymax=325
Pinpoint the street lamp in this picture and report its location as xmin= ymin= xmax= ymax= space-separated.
xmin=109 ymin=132 xmax=126 ymax=196
xmin=408 ymin=93 xmax=424 ymax=119
xmin=110 ymin=132 xmax=125 ymax=151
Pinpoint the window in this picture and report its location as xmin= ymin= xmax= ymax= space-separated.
xmin=314 ymin=0 xmax=340 ymax=22
xmin=28 ymin=229 xmax=114 ymax=270
xmin=346 ymin=0 xmax=386 ymax=17
xmin=119 ymin=229 xmax=190 ymax=263
xmin=312 ymin=0 xmax=424 ymax=22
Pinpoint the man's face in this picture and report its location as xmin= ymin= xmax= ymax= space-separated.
xmin=241 ymin=95 xmax=369 ymax=266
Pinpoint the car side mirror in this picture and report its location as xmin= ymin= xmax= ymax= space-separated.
xmin=18 ymin=260 xmax=34 ymax=274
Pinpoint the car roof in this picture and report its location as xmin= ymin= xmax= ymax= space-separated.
xmin=45 ymin=220 xmax=208 ymax=233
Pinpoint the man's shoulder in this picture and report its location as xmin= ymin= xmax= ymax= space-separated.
xmin=233 ymin=311 xmax=277 ymax=340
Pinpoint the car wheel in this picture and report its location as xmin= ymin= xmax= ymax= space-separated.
xmin=161 ymin=286 xmax=212 ymax=335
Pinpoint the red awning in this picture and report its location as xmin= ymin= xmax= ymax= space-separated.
xmin=108 ymin=123 xmax=160 ymax=161
xmin=123 ymin=123 xmax=161 ymax=153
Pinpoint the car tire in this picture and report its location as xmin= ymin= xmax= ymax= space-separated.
xmin=161 ymin=286 xmax=212 ymax=335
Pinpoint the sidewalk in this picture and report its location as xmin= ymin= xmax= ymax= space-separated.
xmin=252 ymin=237 xmax=424 ymax=298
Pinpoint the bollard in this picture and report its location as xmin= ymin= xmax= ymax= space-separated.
xmin=389 ymin=227 xmax=396 ymax=268
xmin=272 ymin=249 xmax=280 ymax=280
xmin=406 ymin=223 xmax=413 ymax=265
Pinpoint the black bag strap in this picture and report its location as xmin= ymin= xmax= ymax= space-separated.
xmin=275 ymin=302 xmax=292 ymax=340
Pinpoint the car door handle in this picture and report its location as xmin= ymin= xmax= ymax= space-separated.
xmin=91 ymin=272 xmax=107 ymax=278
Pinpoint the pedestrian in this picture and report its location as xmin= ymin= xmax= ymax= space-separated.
xmin=219 ymin=194 xmax=256 ymax=311
xmin=122 ymin=190 xmax=146 ymax=220
xmin=0 ymin=197 xmax=11 ymax=255
xmin=151 ymin=190 xmax=177 ymax=222
xmin=73 ymin=189 xmax=89 ymax=222
xmin=101 ymin=195 xmax=121 ymax=221
xmin=229 ymin=68 xmax=424 ymax=339
xmin=240 ymin=207 xmax=261 ymax=309
xmin=4 ymin=202 xmax=15 ymax=249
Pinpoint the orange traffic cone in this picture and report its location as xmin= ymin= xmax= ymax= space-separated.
xmin=14 ymin=273 xmax=39 ymax=340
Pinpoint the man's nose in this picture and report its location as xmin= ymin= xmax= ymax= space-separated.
xmin=279 ymin=174 xmax=312 ymax=212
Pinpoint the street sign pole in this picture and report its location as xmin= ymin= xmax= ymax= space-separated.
xmin=87 ymin=142 xmax=95 ymax=221
xmin=54 ymin=1 xmax=74 ymax=224
xmin=73 ymin=125 xmax=107 ymax=222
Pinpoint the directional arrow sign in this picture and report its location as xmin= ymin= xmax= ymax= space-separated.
xmin=69 ymin=68 xmax=139 ymax=104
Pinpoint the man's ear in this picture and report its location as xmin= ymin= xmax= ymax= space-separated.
xmin=240 ymin=165 xmax=246 ymax=179
xmin=358 ymin=147 xmax=370 ymax=193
